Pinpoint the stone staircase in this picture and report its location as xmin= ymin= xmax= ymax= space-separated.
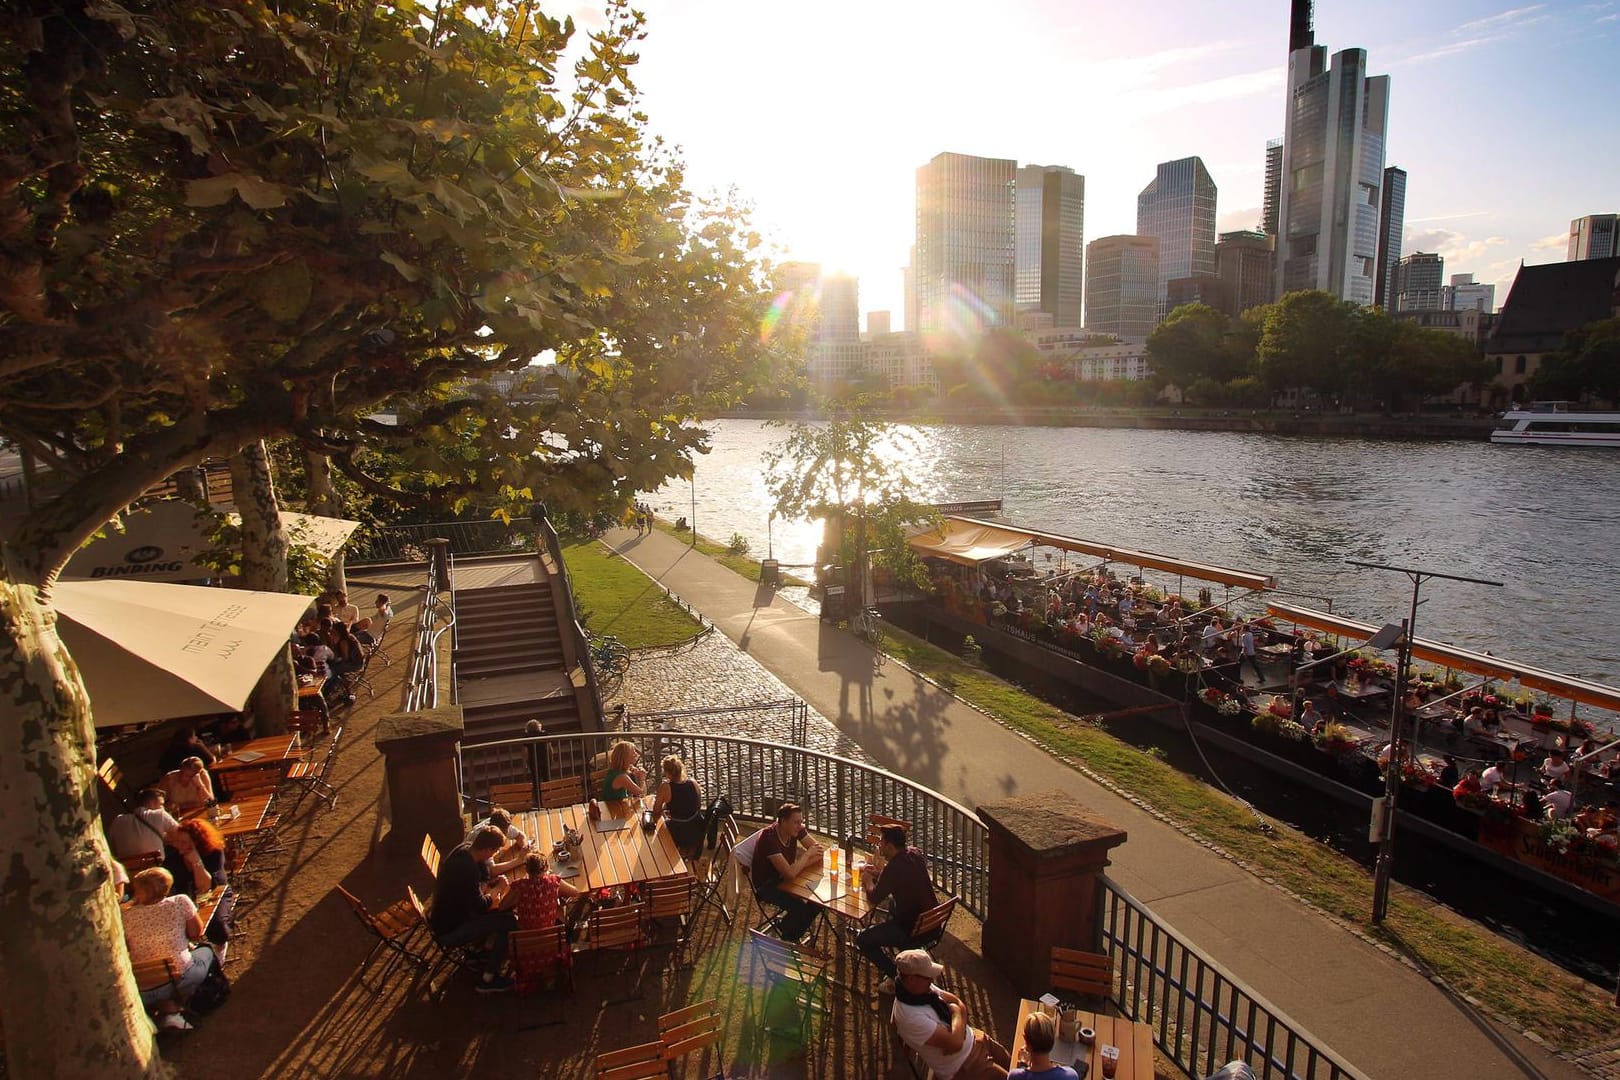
xmin=453 ymin=579 xmax=592 ymax=744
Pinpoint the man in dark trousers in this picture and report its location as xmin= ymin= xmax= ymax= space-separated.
xmin=429 ymin=826 xmax=518 ymax=993
xmin=857 ymin=824 xmax=939 ymax=994
xmin=751 ymin=803 xmax=823 ymax=942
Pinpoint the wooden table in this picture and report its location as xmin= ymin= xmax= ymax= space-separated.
xmin=184 ymin=793 xmax=275 ymax=842
xmin=214 ymin=734 xmax=302 ymax=774
xmin=1009 ymin=1001 xmax=1154 ymax=1080
xmin=781 ymin=845 xmax=873 ymax=923
xmin=518 ymin=797 xmax=686 ymax=892
xmin=1332 ymin=679 xmax=1391 ymax=701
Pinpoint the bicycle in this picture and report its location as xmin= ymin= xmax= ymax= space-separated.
xmin=850 ymin=608 xmax=886 ymax=668
xmin=587 ymin=633 xmax=631 ymax=679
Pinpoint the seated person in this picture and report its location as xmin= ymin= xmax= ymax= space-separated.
xmin=330 ymin=588 xmax=366 ymax=632
xmin=599 ymin=740 xmax=647 ymax=802
xmin=473 ymin=808 xmax=529 ymax=875
xmin=857 ymin=824 xmax=939 ymax=994
xmin=160 ymin=756 xmax=216 ymax=814
xmin=649 ymin=754 xmax=705 ymax=858
xmin=1543 ymin=780 xmax=1574 ymax=821
xmin=108 ymin=788 xmax=192 ymax=885
xmin=1479 ymin=762 xmax=1505 ymax=796
xmin=173 ymin=818 xmax=229 ymax=896
xmin=504 ymin=851 xmax=580 ymax=931
xmin=1438 ymin=755 xmax=1460 ymax=789
xmin=362 ymin=593 xmax=394 ymax=644
xmin=428 ymin=826 xmax=518 ymax=993
xmin=1010 ymin=1011 xmax=1078 ymax=1080
xmin=1452 ymin=770 xmax=1483 ymax=799
xmin=1540 ymin=751 xmax=1571 ymax=784
xmin=159 ymin=727 xmax=217 ymax=774
xmin=891 ymin=948 xmax=1010 ymax=1080
xmin=121 ymin=867 xmax=214 ymax=1032
xmin=751 ymin=803 xmax=823 ymax=943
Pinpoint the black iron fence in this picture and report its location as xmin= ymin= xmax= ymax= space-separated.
xmin=350 ymin=518 xmax=532 ymax=565
xmin=1100 ymin=878 xmax=1368 ymax=1080
xmin=458 ymin=726 xmax=991 ymax=919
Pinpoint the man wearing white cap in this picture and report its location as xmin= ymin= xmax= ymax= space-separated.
xmin=892 ymin=948 xmax=1010 ymax=1080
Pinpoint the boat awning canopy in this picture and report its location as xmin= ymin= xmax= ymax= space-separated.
xmin=1265 ymin=601 xmax=1620 ymax=713
xmin=918 ymin=515 xmax=1275 ymax=590
xmin=907 ymin=519 xmax=1037 ymax=566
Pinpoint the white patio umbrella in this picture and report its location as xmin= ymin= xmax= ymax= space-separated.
xmin=53 ymin=579 xmax=316 ymax=728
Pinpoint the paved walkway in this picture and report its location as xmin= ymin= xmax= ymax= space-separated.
xmin=604 ymin=527 xmax=1585 ymax=1080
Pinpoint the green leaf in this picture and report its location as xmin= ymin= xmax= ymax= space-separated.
xmin=183 ymin=173 xmax=286 ymax=210
xmin=379 ymin=252 xmax=422 ymax=282
xmin=256 ymin=259 xmax=313 ymax=322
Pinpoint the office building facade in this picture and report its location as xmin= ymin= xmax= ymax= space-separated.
xmin=1375 ymin=165 xmax=1406 ymax=311
xmin=1015 ymin=164 xmax=1086 ymax=328
xmin=1395 ymin=252 xmax=1444 ymax=312
xmin=1568 ymin=214 xmax=1619 ymax=260
xmin=1084 ymin=235 xmax=1160 ymax=341
xmin=1443 ymin=273 xmax=1495 ymax=313
xmin=1215 ymin=229 xmax=1277 ymax=316
xmin=1275 ymin=0 xmax=1391 ymax=305
xmin=915 ymin=152 xmax=1017 ymax=339
xmin=1137 ymin=156 xmax=1217 ymax=318
xmin=1262 ymin=138 xmax=1284 ymax=238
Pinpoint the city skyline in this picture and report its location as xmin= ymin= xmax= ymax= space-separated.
xmin=619 ymin=0 xmax=1620 ymax=328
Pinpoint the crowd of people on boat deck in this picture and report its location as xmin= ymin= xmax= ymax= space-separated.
xmin=934 ymin=557 xmax=1620 ymax=846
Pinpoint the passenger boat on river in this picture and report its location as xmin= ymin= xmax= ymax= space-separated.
xmin=894 ymin=514 xmax=1620 ymax=911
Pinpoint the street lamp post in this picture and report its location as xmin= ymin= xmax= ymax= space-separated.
xmin=1348 ymin=559 xmax=1504 ymax=924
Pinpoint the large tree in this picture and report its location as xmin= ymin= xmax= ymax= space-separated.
xmin=0 ymin=2 xmax=768 ymax=1074
xmin=1530 ymin=317 xmax=1620 ymax=404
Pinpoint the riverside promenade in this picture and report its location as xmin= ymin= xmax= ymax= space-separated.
xmin=604 ymin=526 xmax=1586 ymax=1080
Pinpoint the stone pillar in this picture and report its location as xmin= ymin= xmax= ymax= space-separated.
xmin=375 ymin=706 xmax=465 ymax=859
xmin=977 ymin=792 xmax=1128 ymax=998
xmin=424 ymin=537 xmax=451 ymax=585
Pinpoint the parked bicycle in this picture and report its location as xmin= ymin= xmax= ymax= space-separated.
xmin=850 ymin=607 xmax=886 ymax=668
xmin=587 ymin=633 xmax=631 ymax=679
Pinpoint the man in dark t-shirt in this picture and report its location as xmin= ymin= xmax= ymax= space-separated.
xmin=751 ymin=803 xmax=822 ymax=942
xmin=857 ymin=824 xmax=939 ymax=993
xmin=429 ymin=826 xmax=518 ymax=993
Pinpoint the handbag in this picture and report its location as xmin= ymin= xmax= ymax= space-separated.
xmin=187 ymin=951 xmax=231 ymax=1014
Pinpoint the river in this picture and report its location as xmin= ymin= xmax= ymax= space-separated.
xmin=653 ymin=419 xmax=1620 ymax=688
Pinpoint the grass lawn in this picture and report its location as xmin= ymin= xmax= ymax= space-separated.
xmin=876 ymin=624 xmax=1618 ymax=1051
xmin=649 ymin=519 xmax=811 ymax=585
xmin=559 ymin=537 xmax=703 ymax=649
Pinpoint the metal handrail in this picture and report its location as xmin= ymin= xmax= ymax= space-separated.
xmin=348 ymin=517 xmax=533 ymax=565
xmin=458 ymin=727 xmax=992 ymax=919
xmin=1100 ymin=877 xmax=1369 ymax=1080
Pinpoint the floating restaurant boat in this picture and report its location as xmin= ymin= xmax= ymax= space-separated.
xmin=886 ymin=512 xmax=1620 ymax=912
xmin=1490 ymin=401 xmax=1620 ymax=447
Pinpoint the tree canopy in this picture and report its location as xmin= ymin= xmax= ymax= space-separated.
xmin=1530 ymin=317 xmax=1620 ymax=404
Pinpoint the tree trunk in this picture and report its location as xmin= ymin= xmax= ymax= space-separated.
xmin=0 ymin=571 xmax=161 ymax=1078
xmin=230 ymin=441 xmax=295 ymax=735
xmin=303 ymin=448 xmax=347 ymax=595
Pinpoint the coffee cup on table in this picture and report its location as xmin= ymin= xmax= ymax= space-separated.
xmin=1059 ymin=1010 xmax=1082 ymax=1042
xmin=1078 ymin=1026 xmax=1096 ymax=1046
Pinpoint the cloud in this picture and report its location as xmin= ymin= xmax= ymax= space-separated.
xmin=1531 ymin=231 xmax=1569 ymax=252
xmin=1404 ymin=227 xmax=1509 ymax=268
xmin=1133 ymin=67 xmax=1283 ymax=114
xmin=1217 ymin=207 xmax=1263 ymax=233
xmin=1405 ymin=210 xmax=1491 ymax=224
xmin=1455 ymin=4 xmax=1546 ymax=35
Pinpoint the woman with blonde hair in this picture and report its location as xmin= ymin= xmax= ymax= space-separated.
xmin=650 ymin=755 xmax=705 ymax=857
xmin=161 ymin=756 xmax=215 ymax=813
xmin=121 ymin=867 xmax=214 ymax=1031
xmin=599 ymin=740 xmax=646 ymax=801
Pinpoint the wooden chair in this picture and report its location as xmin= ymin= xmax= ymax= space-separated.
xmin=285 ymin=726 xmax=341 ymax=813
xmin=404 ymin=884 xmax=480 ymax=990
xmin=334 ymin=884 xmax=426 ymax=986
xmin=421 ymin=834 xmax=442 ymax=878
xmin=865 ymin=814 xmax=913 ymax=850
xmin=97 ymin=757 xmax=126 ymax=803
xmin=510 ymin=924 xmax=573 ymax=995
xmin=540 ymin=774 xmax=588 ymax=808
xmin=643 ymin=874 xmax=697 ymax=968
xmin=121 ymin=851 xmax=163 ymax=873
xmin=658 ymin=998 xmax=725 ymax=1077
xmin=223 ymin=766 xmax=284 ymax=798
xmin=592 ymin=1040 xmax=670 ymax=1080
xmin=692 ymin=815 xmax=738 ymax=926
xmin=295 ymin=681 xmax=330 ymax=722
xmin=588 ymin=767 xmax=610 ymax=797
xmin=905 ymin=895 xmax=957 ymax=954
xmin=130 ymin=956 xmax=183 ymax=1004
xmin=286 ymin=709 xmax=328 ymax=745
xmin=588 ymin=903 xmax=646 ymax=956
xmin=1050 ymin=945 xmax=1113 ymax=1005
xmin=748 ymin=928 xmax=828 ymax=1047
xmin=487 ymin=780 xmax=537 ymax=813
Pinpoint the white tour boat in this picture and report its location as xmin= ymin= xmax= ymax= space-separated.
xmin=1491 ymin=401 xmax=1620 ymax=447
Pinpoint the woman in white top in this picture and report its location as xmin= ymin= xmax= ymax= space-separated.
xmin=122 ymin=867 xmax=214 ymax=1029
xmin=160 ymin=757 xmax=215 ymax=814
xmin=1540 ymin=753 xmax=1571 ymax=783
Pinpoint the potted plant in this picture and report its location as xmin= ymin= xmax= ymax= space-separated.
xmin=1313 ymin=722 xmax=1357 ymax=754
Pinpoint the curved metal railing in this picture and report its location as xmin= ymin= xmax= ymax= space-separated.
xmin=458 ymin=728 xmax=992 ymax=918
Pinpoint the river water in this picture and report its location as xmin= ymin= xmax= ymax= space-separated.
xmin=654 ymin=419 xmax=1620 ymax=686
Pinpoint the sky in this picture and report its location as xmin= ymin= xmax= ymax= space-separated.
xmin=596 ymin=0 xmax=1620 ymax=329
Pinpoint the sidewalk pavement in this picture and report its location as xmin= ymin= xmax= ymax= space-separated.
xmin=605 ymin=526 xmax=1584 ymax=1080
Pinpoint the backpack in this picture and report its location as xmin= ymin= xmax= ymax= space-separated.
xmin=702 ymin=795 xmax=734 ymax=851
xmin=187 ymin=951 xmax=231 ymax=1014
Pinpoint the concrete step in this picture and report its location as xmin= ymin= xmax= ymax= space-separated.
xmin=455 ymin=585 xmax=551 ymax=611
xmin=456 ymin=656 xmax=563 ymax=679
xmin=455 ymin=621 xmax=561 ymax=648
xmin=455 ymin=639 xmax=564 ymax=664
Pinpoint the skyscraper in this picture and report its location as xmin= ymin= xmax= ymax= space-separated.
xmin=1375 ymin=166 xmax=1406 ymax=311
xmin=1275 ymin=1 xmax=1391 ymax=304
xmin=1015 ymin=164 xmax=1086 ymax=328
xmin=819 ymin=273 xmax=860 ymax=342
xmin=1215 ymin=230 xmax=1277 ymax=317
xmin=1568 ymin=214 xmax=1619 ymax=260
xmin=1137 ymin=157 xmax=1216 ymax=319
xmin=915 ymin=152 xmax=1017 ymax=339
xmin=1443 ymin=273 xmax=1495 ymax=313
xmin=1261 ymin=138 xmax=1283 ymax=237
xmin=1395 ymin=252 xmax=1444 ymax=312
xmin=1085 ymin=235 xmax=1160 ymax=341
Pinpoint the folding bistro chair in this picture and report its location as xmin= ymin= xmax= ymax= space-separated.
xmin=334 ymin=884 xmax=427 ymax=986
xmin=510 ymin=924 xmax=574 ymax=996
xmin=865 ymin=814 xmax=913 ymax=851
xmin=658 ymin=998 xmax=725 ymax=1079
xmin=540 ymin=774 xmax=588 ymax=808
xmin=487 ymin=780 xmax=538 ymax=813
xmin=730 ymin=828 xmax=785 ymax=935
xmin=361 ymin=616 xmax=390 ymax=667
xmin=643 ymin=874 xmax=697 ymax=968
xmin=903 ymin=896 xmax=956 ymax=954
xmin=748 ymin=928 xmax=828 ymax=1048
xmin=284 ymin=726 xmax=341 ymax=813
xmin=692 ymin=815 xmax=738 ymax=926
xmin=592 ymin=1040 xmax=670 ymax=1080
xmin=403 ymin=885 xmax=481 ymax=992
xmin=129 ymin=957 xmax=184 ymax=1015
xmin=420 ymin=835 xmax=443 ymax=878
xmin=1049 ymin=945 xmax=1114 ymax=1008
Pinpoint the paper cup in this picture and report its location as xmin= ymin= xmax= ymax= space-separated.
xmin=1100 ymin=1044 xmax=1120 ymax=1078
